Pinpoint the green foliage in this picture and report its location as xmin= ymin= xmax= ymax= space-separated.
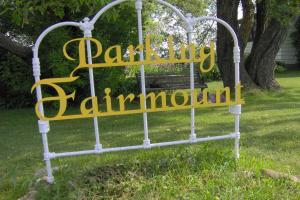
xmin=201 ymin=66 xmax=222 ymax=81
xmin=0 ymin=53 xmax=33 ymax=108
xmin=116 ymin=76 xmax=140 ymax=95
xmin=274 ymin=61 xmax=287 ymax=73
xmin=269 ymin=0 xmax=300 ymax=26
xmin=1 ymin=0 xmax=112 ymax=31
xmin=167 ymin=0 xmax=212 ymax=16
xmin=0 ymin=0 xmax=140 ymax=108
xmin=291 ymin=16 xmax=300 ymax=65
xmin=0 ymin=0 xmax=215 ymax=109
xmin=199 ymin=46 xmax=221 ymax=81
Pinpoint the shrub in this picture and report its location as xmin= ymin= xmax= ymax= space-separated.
xmin=274 ymin=61 xmax=287 ymax=73
xmin=0 ymin=53 xmax=34 ymax=108
xmin=201 ymin=66 xmax=222 ymax=81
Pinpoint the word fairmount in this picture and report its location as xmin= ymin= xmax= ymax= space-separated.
xmin=32 ymin=35 xmax=244 ymax=121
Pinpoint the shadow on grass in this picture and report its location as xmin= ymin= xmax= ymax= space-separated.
xmin=74 ymin=145 xmax=235 ymax=199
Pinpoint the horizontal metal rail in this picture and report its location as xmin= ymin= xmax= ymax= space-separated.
xmin=50 ymin=133 xmax=237 ymax=159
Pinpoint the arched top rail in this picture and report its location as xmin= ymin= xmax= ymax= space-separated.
xmin=33 ymin=22 xmax=80 ymax=58
xmin=90 ymin=0 xmax=190 ymax=28
xmin=32 ymin=1 xmax=239 ymax=81
xmin=33 ymin=0 xmax=192 ymax=59
xmin=195 ymin=16 xmax=239 ymax=48
xmin=90 ymin=0 xmax=127 ymax=25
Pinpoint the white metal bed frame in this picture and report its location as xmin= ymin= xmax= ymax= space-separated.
xmin=32 ymin=0 xmax=241 ymax=183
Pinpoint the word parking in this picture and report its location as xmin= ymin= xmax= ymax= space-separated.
xmin=65 ymin=35 xmax=216 ymax=76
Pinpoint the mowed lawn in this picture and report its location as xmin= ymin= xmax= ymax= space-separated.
xmin=0 ymin=71 xmax=300 ymax=199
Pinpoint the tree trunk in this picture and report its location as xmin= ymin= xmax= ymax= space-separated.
xmin=217 ymin=0 xmax=256 ymax=90
xmin=217 ymin=0 xmax=239 ymax=90
xmin=246 ymin=1 xmax=289 ymax=90
xmin=238 ymin=0 xmax=257 ymax=89
xmin=247 ymin=18 xmax=288 ymax=89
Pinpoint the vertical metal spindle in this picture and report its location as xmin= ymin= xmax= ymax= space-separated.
xmin=32 ymin=55 xmax=54 ymax=183
xmin=82 ymin=17 xmax=102 ymax=151
xmin=187 ymin=14 xmax=197 ymax=141
xmin=136 ymin=0 xmax=150 ymax=146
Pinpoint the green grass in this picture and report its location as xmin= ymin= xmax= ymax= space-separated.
xmin=1 ymin=71 xmax=300 ymax=199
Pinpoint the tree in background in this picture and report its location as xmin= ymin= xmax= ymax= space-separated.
xmin=0 ymin=0 xmax=213 ymax=108
xmin=145 ymin=0 xmax=215 ymax=46
xmin=291 ymin=16 xmax=300 ymax=65
xmin=139 ymin=0 xmax=216 ymax=77
xmin=0 ymin=0 xmax=139 ymax=108
xmin=217 ymin=0 xmax=299 ymax=90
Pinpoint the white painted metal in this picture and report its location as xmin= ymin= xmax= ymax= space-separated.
xmin=233 ymin=46 xmax=241 ymax=159
xmin=32 ymin=0 xmax=242 ymax=183
xmin=33 ymin=67 xmax=53 ymax=183
xmin=36 ymin=120 xmax=54 ymax=183
xmin=47 ymin=133 xmax=238 ymax=159
xmin=156 ymin=0 xmax=190 ymax=25
xmin=186 ymin=14 xmax=197 ymax=141
xmin=194 ymin=16 xmax=241 ymax=159
xmin=81 ymin=17 xmax=102 ymax=152
xmin=33 ymin=22 xmax=80 ymax=58
xmin=91 ymin=0 xmax=128 ymax=25
xmin=195 ymin=17 xmax=239 ymax=48
xmin=32 ymin=22 xmax=80 ymax=183
xmin=136 ymin=0 xmax=151 ymax=147
xmin=41 ymin=132 xmax=54 ymax=183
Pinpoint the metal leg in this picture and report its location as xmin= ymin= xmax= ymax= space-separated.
xmin=234 ymin=115 xmax=240 ymax=159
xmin=80 ymin=18 xmax=103 ymax=152
xmin=41 ymin=132 xmax=54 ymax=183
xmin=235 ymin=137 xmax=240 ymax=159
xmin=186 ymin=16 xmax=197 ymax=141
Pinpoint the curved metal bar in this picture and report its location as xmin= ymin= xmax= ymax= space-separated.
xmin=195 ymin=16 xmax=239 ymax=48
xmin=33 ymin=0 xmax=191 ymax=58
xmin=155 ymin=0 xmax=190 ymax=27
xmin=195 ymin=16 xmax=240 ymax=83
xmin=32 ymin=21 xmax=80 ymax=184
xmin=91 ymin=0 xmax=190 ymax=28
xmin=33 ymin=22 xmax=81 ymax=58
xmin=90 ymin=0 xmax=128 ymax=25
xmin=195 ymin=16 xmax=241 ymax=159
